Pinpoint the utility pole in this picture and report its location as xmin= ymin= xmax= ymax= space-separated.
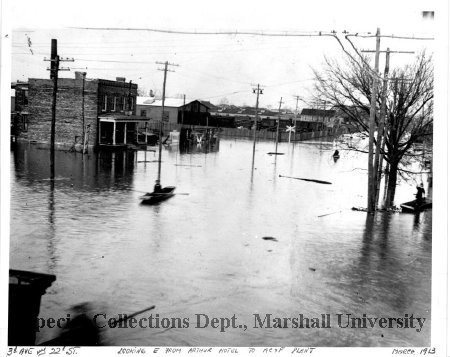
xmin=275 ymin=97 xmax=283 ymax=153
xmin=366 ymin=28 xmax=381 ymax=212
xmin=251 ymin=84 xmax=263 ymax=158
xmin=80 ymin=72 xmax=87 ymax=154
xmin=44 ymin=39 xmax=73 ymax=179
xmin=155 ymin=61 xmax=178 ymax=192
xmin=181 ymin=94 xmax=186 ymax=125
xmin=293 ymin=95 xmax=300 ymax=143
xmin=362 ymin=48 xmax=414 ymax=208
xmin=373 ymin=49 xmax=390 ymax=207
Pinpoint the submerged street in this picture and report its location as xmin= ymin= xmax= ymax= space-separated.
xmin=10 ymin=137 xmax=431 ymax=346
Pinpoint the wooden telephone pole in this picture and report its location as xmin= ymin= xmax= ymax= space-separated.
xmin=275 ymin=97 xmax=284 ymax=153
xmin=44 ymin=39 xmax=73 ymax=178
xmin=366 ymin=28 xmax=381 ymax=212
xmin=155 ymin=61 xmax=178 ymax=191
xmin=373 ymin=49 xmax=390 ymax=206
xmin=80 ymin=72 xmax=88 ymax=153
xmin=362 ymin=47 xmax=414 ymax=209
xmin=251 ymin=84 xmax=264 ymax=158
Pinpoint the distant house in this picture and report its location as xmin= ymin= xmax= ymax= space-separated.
xmin=137 ymin=98 xmax=185 ymax=124
xmin=137 ymin=98 xmax=214 ymax=126
xmin=179 ymin=100 xmax=212 ymax=126
xmin=299 ymin=108 xmax=336 ymax=131
xmin=332 ymin=105 xmax=370 ymax=130
xmin=136 ymin=96 xmax=156 ymax=118
xmin=16 ymin=73 xmax=145 ymax=151
xmin=199 ymin=101 xmax=217 ymax=111
xmin=210 ymin=105 xmax=296 ymax=129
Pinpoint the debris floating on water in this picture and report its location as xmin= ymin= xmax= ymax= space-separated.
xmin=174 ymin=164 xmax=202 ymax=167
xmin=309 ymin=267 xmax=316 ymax=272
xmin=262 ymin=237 xmax=278 ymax=242
xmin=351 ymin=206 xmax=401 ymax=213
xmin=318 ymin=211 xmax=341 ymax=218
xmin=279 ymin=174 xmax=332 ymax=185
xmin=351 ymin=207 xmax=368 ymax=212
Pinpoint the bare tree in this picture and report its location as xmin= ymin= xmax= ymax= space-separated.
xmin=219 ymin=97 xmax=230 ymax=105
xmin=312 ymin=52 xmax=433 ymax=207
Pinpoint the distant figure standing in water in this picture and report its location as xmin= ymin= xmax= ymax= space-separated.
xmin=415 ymin=183 xmax=425 ymax=204
xmin=333 ymin=150 xmax=340 ymax=158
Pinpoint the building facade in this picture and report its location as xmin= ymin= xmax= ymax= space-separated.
xmin=299 ymin=108 xmax=337 ymax=131
xmin=11 ymin=82 xmax=30 ymax=138
xmin=16 ymin=73 xmax=144 ymax=151
xmin=136 ymin=98 xmax=213 ymax=127
xmin=137 ymin=98 xmax=184 ymax=125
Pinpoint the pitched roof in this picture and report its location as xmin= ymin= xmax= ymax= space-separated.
xmin=199 ymin=100 xmax=217 ymax=109
xmin=300 ymin=108 xmax=335 ymax=117
xmin=145 ymin=98 xmax=186 ymax=108
xmin=137 ymin=96 xmax=156 ymax=105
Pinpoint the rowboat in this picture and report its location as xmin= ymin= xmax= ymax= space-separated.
xmin=140 ymin=186 xmax=176 ymax=205
xmin=400 ymin=198 xmax=432 ymax=213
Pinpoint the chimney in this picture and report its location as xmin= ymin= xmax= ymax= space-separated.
xmin=116 ymin=77 xmax=126 ymax=82
xmin=75 ymin=71 xmax=87 ymax=80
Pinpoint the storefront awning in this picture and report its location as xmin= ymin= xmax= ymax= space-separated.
xmin=99 ymin=114 xmax=150 ymax=123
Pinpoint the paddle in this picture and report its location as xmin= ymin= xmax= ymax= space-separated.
xmin=113 ymin=305 xmax=155 ymax=325
xmin=279 ymin=174 xmax=332 ymax=185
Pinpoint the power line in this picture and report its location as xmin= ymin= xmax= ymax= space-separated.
xmin=71 ymin=27 xmax=327 ymax=37
xmin=70 ymin=27 xmax=435 ymax=41
xmin=350 ymin=34 xmax=434 ymax=40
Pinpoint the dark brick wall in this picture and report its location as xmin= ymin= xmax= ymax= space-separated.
xmin=13 ymin=83 xmax=29 ymax=113
xmin=20 ymin=78 xmax=99 ymax=147
xmin=97 ymin=80 xmax=138 ymax=116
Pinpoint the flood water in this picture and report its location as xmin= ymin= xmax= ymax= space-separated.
xmin=10 ymin=137 xmax=431 ymax=347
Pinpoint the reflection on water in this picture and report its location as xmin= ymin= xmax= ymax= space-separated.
xmin=10 ymin=138 xmax=431 ymax=346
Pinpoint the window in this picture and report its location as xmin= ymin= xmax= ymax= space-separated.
xmin=23 ymin=90 xmax=29 ymax=105
xmin=21 ymin=114 xmax=29 ymax=132
xmin=122 ymin=97 xmax=126 ymax=111
xmin=113 ymin=97 xmax=117 ymax=111
xmin=140 ymin=110 xmax=147 ymax=117
xmin=130 ymin=98 xmax=134 ymax=111
xmin=102 ymin=95 xmax=107 ymax=111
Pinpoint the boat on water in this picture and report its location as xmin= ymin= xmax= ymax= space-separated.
xmin=400 ymin=198 xmax=432 ymax=213
xmin=140 ymin=186 xmax=176 ymax=205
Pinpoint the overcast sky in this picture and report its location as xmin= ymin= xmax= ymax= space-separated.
xmin=9 ymin=0 xmax=435 ymax=109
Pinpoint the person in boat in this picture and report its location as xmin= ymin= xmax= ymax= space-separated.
xmin=333 ymin=150 xmax=339 ymax=157
xmin=415 ymin=183 xmax=425 ymax=204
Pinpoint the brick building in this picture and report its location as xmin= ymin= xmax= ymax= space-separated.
xmin=11 ymin=82 xmax=30 ymax=138
xmin=16 ymin=73 xmax=146 ymax=151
